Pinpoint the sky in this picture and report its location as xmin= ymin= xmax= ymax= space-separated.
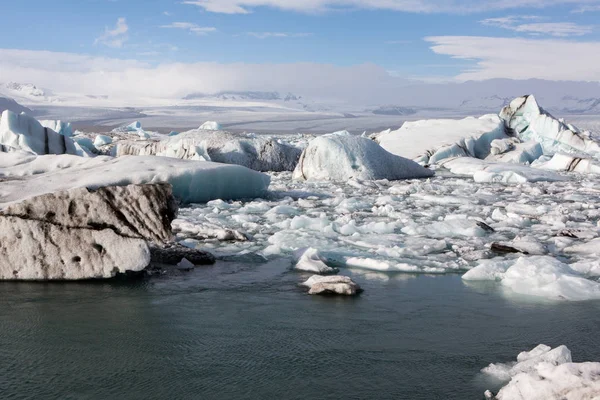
xmin=1 ymin=0 xmax=600 ymax=102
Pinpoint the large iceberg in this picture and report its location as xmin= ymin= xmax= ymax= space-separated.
xmin=116 ymin=130 xmax=302 ymax=172
xmin=293 ymin=135 xmax=434 ymax=181
xmin=0 ymin=153 xmax=271 ymax=205
xmin=0 ymin=183 xmax=176 ymax=280
xmin=374 ymin=115 xmax=507 ymax=164
xmin=482 ymin=345 xmax=600 ymax=400
xmin=0 ymin=111 xmax=85 ymax=156
xmin=500 ymin=95 xmax=600 ymax=157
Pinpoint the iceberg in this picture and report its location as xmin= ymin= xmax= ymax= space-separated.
xmin=440 ymin=158 xmax=565 ymax=183
xmin=463 ymin=256 xmax=600 ymax=301
xmin=116 ymin=130 xmax=302 ymax=172
xmin=93 ymin=134 xmax=113 ymax=147
xmin=0 ymin=111 xmax=85 ymax=156
xmin=500 ymin=95 xmax=600 ymax=157
xmin=294 ymin=248 xmax=339 ymax=274
xmin=536 ymin=153 xmax=600 ymax=174
xmin=199 ymin=121 xmax=222 ymax=131
xmin=374 ymin=115 xmax=507 ymax=164
xmin=0 ymin=183 xmax=176 ymax=280
xmin=300 ymin=275 xmax=362 ymax=296
xmin=40 ymin=120 xmax=73 ymax=137
xmin=0 ymin=153 xmax=271 ymax=205
xmin=293 ymin=135 xmax=434 ymax=181
xmin=482 ymin=345 xmax=600 ymax=400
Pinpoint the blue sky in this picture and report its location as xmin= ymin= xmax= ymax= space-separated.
xmin=1 ymin=0 xmax=600 ymax=101
xmin=3 ymin=0 xmax=600 ymax=79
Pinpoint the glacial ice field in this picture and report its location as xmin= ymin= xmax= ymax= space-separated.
xmin=173 ymin=168 xmax=600 ymax=300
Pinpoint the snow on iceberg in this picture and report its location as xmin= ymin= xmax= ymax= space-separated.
xmin=536 ymin=153 xmax=600 ymax=175
xmin=500 ymin=95 xmax=600 ymax=157
xmin=463 ymin=256 xmax=600 ymax=301
xmin=116 ymin=130 xmax=302 ymax=172
xmin=374 ymin=115 xmax=507 ymax=164
xmin=0 ymin=111 xmax=85 ymax=156
xmin=0 ymin=153 xmax=271 ymax=205
xmin=293 ymin=135 xmax=434 ymax=181
xmin=199 ymin=121 xmax=222 ymax=131
xmin=482 ymin=345 xmax=600 ymax=400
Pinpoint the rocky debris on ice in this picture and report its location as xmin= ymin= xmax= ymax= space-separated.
xmin=374 ymin=115 xmax=507 ymax=164
xmin=294 ymin=248 xmax=339 ymax=274
xmin=39 ymin=120 xmax=73 ymax=137
xmin=293 ymin=135 xmax=434 ymax=181
xmin=0 ymin=183 xmax=176 ymax=280
xmin=115 ymin=130 xmax=302 ymax=172
xmin=199 ymin=121 xmax=222 ymax=131
xmin=490 ymin=237 xmax=548 ymax=256
xmin=500 ymin=95 xmax=600 ymax=156
xmin=463 ymin=256 xmax=600 ymax=301
xmin=0 ymin=111 xmax=86 ymax=156
xmin=440 ymin=157 xmax=565 ymax=183
xmin=482 ymin=344 xmax=600 ymax=400
xmin=300 ymin=275 xmax=362 ymax=296
xmin=0 ymin=152 xmax=271 ymax=205
xmin=149 ymin=243 xmax=215 ymax=266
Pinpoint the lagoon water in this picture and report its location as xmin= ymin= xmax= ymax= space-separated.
xmin=2 ymin=259 xmax=600 ymax=400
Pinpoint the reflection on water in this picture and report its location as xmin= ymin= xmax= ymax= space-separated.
xmin=1 ymin=260 xmax=600 ymax=400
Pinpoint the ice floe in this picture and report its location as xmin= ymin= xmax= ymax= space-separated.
xmin=482 ymin=345 xmax=600 ymax=400
xmin=293 ymin=135 xmax=434 ymax=181
xmin=300 ymin=275 xmax=362 ymax=296
xmin=463 ymin=256 xmax=600 ymax=301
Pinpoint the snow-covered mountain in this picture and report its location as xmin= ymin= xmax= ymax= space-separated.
xmin=0 ymin=82 xmax=59 ymax=104
xmin=0 ymin=96 xmax=32 ymax=114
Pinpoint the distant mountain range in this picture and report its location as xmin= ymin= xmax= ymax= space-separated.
xmin=183 ymin=91 xmax=302 ymax=102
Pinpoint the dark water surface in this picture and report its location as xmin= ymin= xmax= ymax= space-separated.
xmin=1 ymin=259 xmax=600 ymax=400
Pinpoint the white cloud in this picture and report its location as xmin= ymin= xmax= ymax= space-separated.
xmin=182 ymin=0 xmax=600 ymax=14
xmin=160 ymin=22 xmax=217 ymax=35
xmin=245 ymin=32 xmax=312 ymax=38
xmin=95 ymin=18 xmax=129 ymax=48
xmin=426 ymin=35 xmax=600 ymax=81
xmin=0 ymin=48 xmax=411 ymax=103
xmin=481 ymin=16 xmax=593 ymax=37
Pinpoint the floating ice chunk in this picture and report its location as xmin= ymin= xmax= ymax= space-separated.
xmin=199 ymin=121 xmax=222 ymax=131
xmin=482 ymin=345 xmax=600 ymax=400
xmin=482 ymin=344 xmax=571 ymax=382
xmin=402 ymin=219 xmax=490 ymax=239
xmin=463 ymin=256 xmax=600 ymax=301
xmin=39 ymin=120 xmax=73 ymax=137
xmin=126 ymin=121 xmax=142 ymax=131
xmin=293 ymin=135 xmax=434 ymax=181
xmin=441 ymin=158 xmax=565 ymax=183
xmin=492 ymin=142 xmax=544 ymax=165
xmin=374 ymin=114 xmax=506 ymax=163
xmin=564 ymin=237 xmax=600 ymax=255
xmin=294 ymin=248 xmax=338 ymax=274
xmin=93 ymin=135 xmax=112 ymax=147
xmin=300 ymin=275 xmax=362 ymax=296
xmin=168 ymin=131 xmax=180 ymax=137
xmin=0 ymin=154 xmax=271 ymax=205
xmin=0 ymin=111 xmax=85 ymax=156
xmin=72 ymin=136 xmax=96 ymax=153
